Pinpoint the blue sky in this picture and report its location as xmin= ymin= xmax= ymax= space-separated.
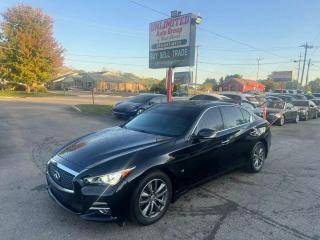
xmin=1 ymin=0 xmax=320 ymax=82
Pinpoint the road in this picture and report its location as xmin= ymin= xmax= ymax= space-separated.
xmin=0 ymin=100 xmax=319 ymax=240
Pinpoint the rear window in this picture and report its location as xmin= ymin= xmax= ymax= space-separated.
xmin=220 ymin=106 xmax=245 ymax=129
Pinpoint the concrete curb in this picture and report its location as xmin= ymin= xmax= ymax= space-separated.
xmin=71 ymin=105 xmax=82 ymax=112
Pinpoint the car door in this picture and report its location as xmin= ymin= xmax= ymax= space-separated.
xmin=284 ymin=102 xmax=295 ymax=121
xmin=218 ymin=105 xmax=249 ymax=170
xmin=171 ymin=107 xmax=226 ymax=186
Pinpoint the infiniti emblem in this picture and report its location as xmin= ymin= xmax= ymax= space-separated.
xmin=53 ymin=170 xmax=61 ymax=181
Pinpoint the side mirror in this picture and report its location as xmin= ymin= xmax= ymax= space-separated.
xmin=194 ymin=128 xmax=217 ymax=140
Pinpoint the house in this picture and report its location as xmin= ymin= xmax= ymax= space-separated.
xmin=221 ymin=78 xmax=265 ymax=92
xmin=49 ymin=71 xmax=146 ymax=92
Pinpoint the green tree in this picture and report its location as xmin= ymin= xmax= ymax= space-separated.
xmin=0 ymin=4 xmax=63 ymax=92
xmin=308 ymin=78 xmax=320 ymax=92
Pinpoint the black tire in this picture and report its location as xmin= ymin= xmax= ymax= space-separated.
xmin=277 ymin=115 xmax=285 ymax=126
xmin=129 ymin=171 xmax=172 ymax=225
xmin=248 ymin=142 xmax=266 ymax=173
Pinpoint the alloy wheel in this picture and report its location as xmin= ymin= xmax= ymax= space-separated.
xmin=253 ymin=145 xmax=265 ymax=170
xmin=139 ymin=179 xmax=168 ymax=218
xmin=295 ymin=114 xmax=299 ymax=123
xmin=279 ymin=116 xmax=285 ymax=126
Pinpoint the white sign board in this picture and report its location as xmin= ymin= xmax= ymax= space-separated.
xmin=149 ymin=13 xmax=196 ymax=69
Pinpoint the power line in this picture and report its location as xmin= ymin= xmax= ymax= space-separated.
xmin=128 ymin=0 xmax=169 ymax=17
xmin=199 ymin=60 xmax=294 ymax=66
xmin=65 ymin=53 xmax=148 ymax=59
xmin=128 ymin=0 xmax=295 ymax=61
xmin=65 ymin=58 xmax=147 ymax=67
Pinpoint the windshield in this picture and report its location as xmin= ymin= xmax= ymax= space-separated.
xmin=292 ymin=101 xmax=309 ymax=107
xmin=267 ymin=101 xmax=285 ymax=109
xmin=129 ymin=95 xmax=154 ymax=103
xmin=125 ymin=105 xmax=199 ymax=137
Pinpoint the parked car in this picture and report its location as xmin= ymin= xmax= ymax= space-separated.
xmin=220 ymin=92 xmax=260 ymax=106
xmin=292 ymin=100 xmax=318 ymax=120
xmin=113 ymin=94 xmax=166 ymax=118
xmin=47 ymin=101 xmax=271 ymax=225
xmin=312 ymin=93 xmax=320 ymax=98
xmin=190 ymin=94 xmax=263 ymax=117
xmin=312 ymin=99 xmax=320 ymax=115
xmin=266 ymin=100 xmax=299 ymax=126
xmin=273 ymin=89 xmax=290 ymax=94
xmin=189 ymin=93 xmax=230 ymax=101
xmin=292 ymin=94 xmax=307 ymax=100
xmin=303 ymin=93 xmax=316 ymax=100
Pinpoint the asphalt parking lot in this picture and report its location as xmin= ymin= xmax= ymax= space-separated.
xmin=0 ymin=100 xmax=320 ymax=240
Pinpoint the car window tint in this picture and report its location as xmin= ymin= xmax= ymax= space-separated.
xmin=195 ymin=108 xmax=224 ymax=134
xmin=220 ymin=106 xmax=245 ymax=129
xmin=190 ymin=95 xmax=205 ymax=100
xmin=242 ymin=102 xmax=255 ymax=110
xmin=241 ymin=108 xmax=251 ymax=123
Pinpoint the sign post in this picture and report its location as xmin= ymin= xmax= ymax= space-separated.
xmin=149 ymin=12 xmax=199 ymax=101
xmin=166 ymin=68 xmax=173 ymax=102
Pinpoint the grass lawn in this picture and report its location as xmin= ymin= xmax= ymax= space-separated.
xmin=0 ymin=90 xmax=68 ymax=98
xmin=75 ymin=104 xmax=113 ymax=115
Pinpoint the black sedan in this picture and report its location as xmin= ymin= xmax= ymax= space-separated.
xmin=266 ymin=100 xmax=299 ymax=126
xmin=292 ymin=100 xmax=318 ymax=120
xmin=113 ymin=94 xmax=166 ymax=118
xmin=47 ymin=101 xmax=271 ymax=225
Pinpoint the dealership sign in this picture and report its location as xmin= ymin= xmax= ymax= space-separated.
xmin=174 ymin=71 xmax=193 ymax=84
xmin=149 ymin=13 xmax=197 ymax=69
xmin=270 ymin=71 xmax=293 ymax=82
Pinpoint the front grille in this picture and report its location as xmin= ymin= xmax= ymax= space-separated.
xmin=48 ymin=163 xmax=75 ymax=190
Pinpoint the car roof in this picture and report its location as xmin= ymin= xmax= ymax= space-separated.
xmin=191 ymin=93 xmax=230 ymax=99
xmin=137 ymin=93 xmax=165 ymax=97
xmin=165 ymin=100 xmax=236 ymax=110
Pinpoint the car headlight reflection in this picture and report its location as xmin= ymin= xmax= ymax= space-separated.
xmin=83 ymin=167 xmax=135 ymax=185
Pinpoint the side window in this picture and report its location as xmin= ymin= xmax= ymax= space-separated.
xmin=195 ymin=108 xmax=224 ymax=134
xmin=241 ymin=108 xmax=252 ymax=123
xmin=242 ymin=102 xmax=255 ymax=110
xmin=220 ymin=106 xmax=245 ymax=129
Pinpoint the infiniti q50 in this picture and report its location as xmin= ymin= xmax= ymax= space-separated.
xmin=46 ymin=101 xmax=271 ymax=225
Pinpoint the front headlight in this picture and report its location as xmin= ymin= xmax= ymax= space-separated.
xmin=83 ymin=167 xmax=135 ymax=186
xmin=269 ymin=113 xmax=281 ymax=118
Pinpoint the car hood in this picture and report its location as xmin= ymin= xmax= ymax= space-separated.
xmin=57 ymin=127 xmax=171 ymax=169
xmin=114 ymin=101 xmax=143 ymax=111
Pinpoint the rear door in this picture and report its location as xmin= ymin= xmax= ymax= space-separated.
xmin=218 ymin=106 xmax=249 ymax=170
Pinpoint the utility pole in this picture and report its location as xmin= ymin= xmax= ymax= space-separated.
xmin=256 ymin=57 xmax=260 ymax=81
xmin=296 ymin=53 xmax=301 ymax=87
xmin=305 ymin=58 xmax=311 ymax=87
xmin=299 ymin=42 xmax=313 ymax=86
xmin=195 ymin=45 xmax=200 ymax=89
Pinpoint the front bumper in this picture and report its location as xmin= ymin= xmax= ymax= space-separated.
xmin=46 ymin=173 xmax=130 ymax=222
